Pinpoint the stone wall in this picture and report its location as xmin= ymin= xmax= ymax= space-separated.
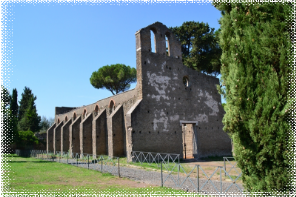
xmin=54 ymin=122 xmax=63 ymax=153
xmin=92 ymin=109 xmax=107 ymax=156
xmin=47 ymin=22 xmax=231 ymax=160
xmin=80 ymin=113 xmax=93 ymax=155
xmin=61 ymin=119 xmax=72 ymax=152
xmin=47 ymin=123 xmax=56 ymax=152
xmin=70 ymin=116 xmax=81 ymax=155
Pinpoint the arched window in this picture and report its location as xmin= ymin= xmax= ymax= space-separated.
xmin=183 ymin=76 xmax=189 ymax=88
xmin=94 ymin=105 xmax=99 ymax=116
xmin=65 ymin=116 xmax=68 ymax=122
xmin=73 ymin=112 xmax=77 ymax=120
xmin=109 ymin=100 xmax=115 ymax=114
xmin=83 ymin=109 xmax=87 ymax=119
xmin=57 ymin=118 xmax=60 ymax=124
xmin=150 ymin=29 xmax=156 ymax=53
xmin=165 ymin=33 xmax=170 ymax=56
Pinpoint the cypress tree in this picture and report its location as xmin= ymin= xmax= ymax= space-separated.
xmin=18 ymin=97 xmax=41 ymax=133
xmin=18 ymin=87 xmax=36 ymax=121
xmin=213 ymin=2 xmax=293 ymax=192
xmin=10 ymin=88 xmax=18 ymax=118
xmin=1 ymin=85 xmax=11 ymax=108
xmin=3 ymin=110 xmax=19 ymax=153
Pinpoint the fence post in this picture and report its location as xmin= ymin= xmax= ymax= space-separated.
xmin=118 ymin=157 xmax=120 ymax=178
xmin=197 ymin=165 xmax=199 ymax=192
xmin=220 ymin=166 xmax=222 ymax=193
xmin=88 ymin=155 xmax=89 ymax=170
xmin=67 ymin=152 xmax=68 ymax=164
xmin=101 ymin=158 xmax=103 ymax=172
xmin=178 ymin=164 xmax=180 ymax=187
xmin=224 ymin=157 xmax=226 ymax=177
xmin=161 ymin=162 xmax=163 ymax=187
xmin=158 ymin=154 xmax=160 ymax=168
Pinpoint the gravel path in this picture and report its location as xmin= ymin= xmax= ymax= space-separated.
xmin=50 ymin=158 xmax=244 ymax=194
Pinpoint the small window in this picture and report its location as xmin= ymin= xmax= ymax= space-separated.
xmin=83 ymin=109 xmax=87 ymax=119
xmin=165 ymin=33 xmax=170 ymax=56
xmin=65 ymin=116 xmax=68 ymax=122
xmin=150 ymin=30 xmax=156 ymax=53
xmin=94 ymin=105 xmax=99 ymax=116
xmin=109 ymin=100 xmax=115 ymax=114
xmin=73 ymin=112 xmax=77 ymax=120
xmin=183 ymin=76 xmax=189 ymax=87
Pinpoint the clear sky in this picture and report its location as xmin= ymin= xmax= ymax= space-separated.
xmin=6 ymin=1 xmax=223 ymax=119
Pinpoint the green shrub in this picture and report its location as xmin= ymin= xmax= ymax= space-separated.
xmin=17 ymin=130 xmax=39 ymax=150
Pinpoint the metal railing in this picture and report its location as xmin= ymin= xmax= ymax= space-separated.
xmin=23 ymin=150 xmax=120 ymax=177
xmin=223 ymin=157 xmax=241 ymax=178
xmin=161 ymin=162 xmax=243 ymax=193
xmin=131 ymin=151 xmax=180 ymax=167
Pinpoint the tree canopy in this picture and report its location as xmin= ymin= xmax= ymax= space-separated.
xmin=1 ymin=86 xmax=48 ymax=151
xmin=18 ymin=97 xmax=41 ymax=133
xmin=39 ymin=116 xmax=54 ymax=133
xmin=18 ymin=87 xmax=36 ymax=121
xmin=1 ymin=86 xmax=18 ymax=152
xmin=214 ymin=2 xmax=292 ymax=192
xmin=10 ymin=88 xmax=18 ymax=118
xmin=16 ymin=130 xmax=39 ymax=150
xmin=0 ymin=85 xmax=11 ymax=107
xmin=170 ymin=21 xmax=222 ymax=76
xmin=18 ymin=87 xmax=41 ymax=133
xmin=169 ymin=21 xmax=222 ymax=76
xmin=90 ymin=64 xmax=137 ymax=95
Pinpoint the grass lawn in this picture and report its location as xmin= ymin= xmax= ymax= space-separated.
xmin=3 ymin=154 xmax=190 ymax=196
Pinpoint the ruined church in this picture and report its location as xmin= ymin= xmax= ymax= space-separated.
xmin=47 ymin=22 xmax=232 ymax=161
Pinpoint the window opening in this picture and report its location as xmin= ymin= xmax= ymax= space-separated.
xmin=183 ymin=76 xmax=189 ymax=87
xmin=73 ymin=112 xmax=77 ymax=120
xmin=94 ymin=105 xmax=99 ymax=116
xmin=109 ymin=100 xmax=115 ymax=114
xmin=150 ymin=30 xmax=156 ymax=53
xmin=83 ymin=109 xmax=87 ymax=119
xmin=165 ymin=34 xmax=170 ymax=56
xmin=65 ymin=116 xmax=68 ymax=122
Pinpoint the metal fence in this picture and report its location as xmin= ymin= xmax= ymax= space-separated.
xmin=17 ymin=150 xmax=120 ymax=177
xmin=223 ymin=157 xmax=241 ymax=178
xmin=131 ymin=151 xmax=180 ymax=166
xmin=161 ymin=162 xmax=243 ymax=193
xmin=15 ymin=150 xmax=243 ymax=193
xmin=15 ymin=149 xmax=33 ymax=157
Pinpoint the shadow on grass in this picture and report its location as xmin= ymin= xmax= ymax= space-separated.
xmin=0 ymin=154 xmax=19 ymax=157
xmin=6 ymin=160 xmax=57 ymax=163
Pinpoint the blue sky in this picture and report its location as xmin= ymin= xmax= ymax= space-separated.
xmin=6 ymin=2 xmax=223 ymax=119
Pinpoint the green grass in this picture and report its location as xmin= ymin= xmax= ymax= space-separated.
xmin=3 ymin=154 xmax=190 ymax=195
